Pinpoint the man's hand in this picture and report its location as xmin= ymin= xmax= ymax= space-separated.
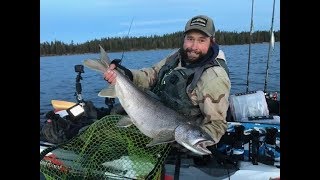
xmin=103 ymin=59 xmax=133 ymax=84
xmin=103 ymin=64 xmax=117 ymax=85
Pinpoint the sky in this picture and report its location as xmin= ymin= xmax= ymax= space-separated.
xmin=40 ymin=0 xmax=280 ymax=44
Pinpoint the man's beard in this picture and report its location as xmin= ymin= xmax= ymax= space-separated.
xmin=183 ymin=48 xmax=206 ymax=62
xmin=179 ymin=45 xmax=216 ymax=68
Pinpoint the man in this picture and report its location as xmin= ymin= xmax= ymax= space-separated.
xmin=104 ymin=15 xmax=231 ymax=147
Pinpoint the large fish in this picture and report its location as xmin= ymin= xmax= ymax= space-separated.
xmin=83 ymin=45 xmax=215 ymax=155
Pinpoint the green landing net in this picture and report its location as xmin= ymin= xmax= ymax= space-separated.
xmin=40 ymin=115 xmax=172 ymax=180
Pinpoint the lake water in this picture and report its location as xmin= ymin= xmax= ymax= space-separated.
xmin=40 ymin=42 xmax=280 ymax=114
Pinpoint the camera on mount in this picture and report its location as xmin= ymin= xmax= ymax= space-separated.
xmin=75 ymin=65 xmax=84 ymax=73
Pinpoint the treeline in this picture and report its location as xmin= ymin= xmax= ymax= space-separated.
xmin=40 ymin=30 xmax=280 ymax=56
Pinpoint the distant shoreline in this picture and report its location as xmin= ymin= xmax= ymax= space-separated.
xmin=40 ymin=47 xmax=180 ymax=57
xmin=40 ymin=30 xmax=280 ymax=57
xmin=40 ymin=42 xmax=279 ymax=58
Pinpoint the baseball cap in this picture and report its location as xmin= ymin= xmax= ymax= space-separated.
xmin=184 ymin=15 xmax=215 ymax=37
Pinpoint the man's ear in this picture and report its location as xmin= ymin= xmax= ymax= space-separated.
xmin=210 ymin=37 xmax=215 ymax=45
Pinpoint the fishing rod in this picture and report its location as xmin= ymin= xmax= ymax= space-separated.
xmin=120 ymin=17 xmax=134 ymax=62
xmin=104 ymin=17 xmax=134 ymax=109
xmin=263 ymin=0 xmax=276 ymax=93
xmin=246 ymin=0 xmax=255 ymax=93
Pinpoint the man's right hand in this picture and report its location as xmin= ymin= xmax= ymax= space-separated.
xmin=103 ymin=63 xmax=117 ymax=85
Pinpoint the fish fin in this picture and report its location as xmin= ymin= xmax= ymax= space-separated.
xmin=83 ymin=58 xmax=108 ymax=73
xmin=98 ymin=85 xmax=117 ymax=98
xmin=116 ymin=116 xmax=133 ymax=127
xmin=99 ymin=45 xmax=111 ymax=65
xmin=146 ymin=132 xmax=175 ymax=147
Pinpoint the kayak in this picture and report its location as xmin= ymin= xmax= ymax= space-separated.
xmin=40 ymin=116 xmax=280 ymax=180
xmin=40 ymin=86 xmax=280 ymax=180
xmin=40 ymin=149 xmax=280 ymax=180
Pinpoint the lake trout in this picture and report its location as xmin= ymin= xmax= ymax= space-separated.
xmin=83 ymin=45 xmax=215 ymax=155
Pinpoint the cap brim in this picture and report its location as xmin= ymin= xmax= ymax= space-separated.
xmin=184 ymin=28 xmax=211 ymax=37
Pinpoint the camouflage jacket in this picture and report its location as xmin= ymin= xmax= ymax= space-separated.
xmin=130 ymin=49 xmax=231 ymax=144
